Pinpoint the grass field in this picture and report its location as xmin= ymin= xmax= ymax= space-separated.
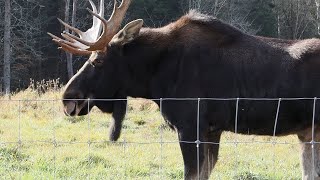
xmin=0 ymin=88 xmax=302 ymax=179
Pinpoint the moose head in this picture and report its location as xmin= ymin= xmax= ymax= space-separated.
xmin=48 ymin=0 xmax=143 ymax=117
xmin=48 ymin=0 xmax=146 ymax=141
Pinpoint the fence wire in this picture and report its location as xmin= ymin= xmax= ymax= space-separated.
xmin=0 ymin=97 xmax=318 ymax=179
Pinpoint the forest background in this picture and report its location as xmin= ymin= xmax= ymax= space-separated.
xmin=1 ymin=0 xmax=320 ymax=93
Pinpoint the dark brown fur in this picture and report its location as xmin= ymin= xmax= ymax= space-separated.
xmin=62 ymin=11 xmax=320 ymax=179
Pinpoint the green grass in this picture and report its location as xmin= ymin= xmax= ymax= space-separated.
xmin=0 ymin=89 xmax=301 ymax=179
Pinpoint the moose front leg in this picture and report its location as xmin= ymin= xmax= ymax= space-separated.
xmin=109 ymin=100 xmax=127 ymax=141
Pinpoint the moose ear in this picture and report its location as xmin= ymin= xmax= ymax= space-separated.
xmin=110 ymin=19 xmax=144 ymax=46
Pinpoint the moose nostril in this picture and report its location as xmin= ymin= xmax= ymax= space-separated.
xmin=69 ymin=108 xmax=76 ymax=116
xmin=64 ymin=100 xmax=77 ymax=116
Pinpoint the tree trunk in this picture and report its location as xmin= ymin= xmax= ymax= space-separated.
xmin=3 ymin=0 xmax=11 ymax=96
xmin=277 ymin=14 xmax=281 ymax=38
xmin=228 ymin=0 xmax=233 ymax=22
xmin=68 ymin=0 xmax=79 ymax=78
xmin=316 ymin=0 xmax=320 ymax=35
xmin=275 ymin=0 xmax=281 ymax=38
xmin=72 ymin=0 xmax=78 ymax=37
xmin=64 ymin=0 xmax=74 ymax=79
xmin=213 ymin=0 xmax=219 ymax=16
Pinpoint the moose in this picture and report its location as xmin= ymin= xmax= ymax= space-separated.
xmin=49 ymin=0 xmax=320 ymax=179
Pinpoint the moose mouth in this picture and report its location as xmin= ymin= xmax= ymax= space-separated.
xmin=64 ymin=99 xmax=93 ymax=116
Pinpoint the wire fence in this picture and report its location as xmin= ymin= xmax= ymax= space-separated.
xmin=0 ymin=97 xmax=318 ymax=179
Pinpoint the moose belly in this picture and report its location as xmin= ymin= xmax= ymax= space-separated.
xmin=208 ymin=99 xmax=317 ymax=136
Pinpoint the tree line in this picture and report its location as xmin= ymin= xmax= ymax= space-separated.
xmin=1 ymin=0 xmax=320 ymax=94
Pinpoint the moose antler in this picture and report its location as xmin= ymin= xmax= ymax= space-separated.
xmin=48 ymin=0 xmax=132 ymax=55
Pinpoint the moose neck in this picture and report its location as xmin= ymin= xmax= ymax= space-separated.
xmin=123 ymin=27 xmax=174 ymax=99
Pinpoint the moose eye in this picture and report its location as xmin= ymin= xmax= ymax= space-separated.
xmin=89 ymin=58 xmax=104 ymax=67
xmin=93 ymin=59 xmax=103 ymax=67
xmin=96 ymin=59 xmax=103 ymax=64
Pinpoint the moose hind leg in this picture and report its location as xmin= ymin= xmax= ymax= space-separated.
xmin=200 ymin=131 xmax=222 ymax=179
xmin=178 ymin=130 xmax=202 ymax=180
xmin=298 ymin=127 xmax=320 ymax=180
xmin=178 ymin=128 xmax=222 ymax=180
xmin=316 ymin=129 xmax=320 ymax=179
xmin=179 ymin=127 xmax=210 ymax=180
